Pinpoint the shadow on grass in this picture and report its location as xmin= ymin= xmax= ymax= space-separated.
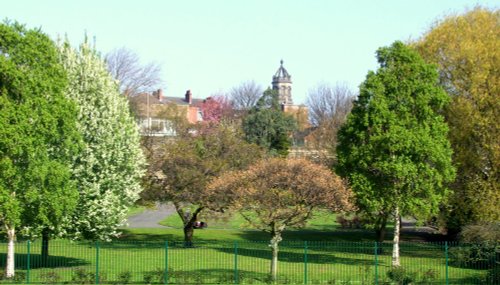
xmin=212 ymin=246 xmax=373 ymax=266
xmin=0 ymin=253 xmax=88 ymax=269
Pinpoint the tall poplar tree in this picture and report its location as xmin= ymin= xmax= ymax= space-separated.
xmin=58 ymin=40 xmax=145 ymax=240
xmin=0 ymin=22 xmax=81 ymax=277
xmin=336 ymin=41 xmax=455 ymax=266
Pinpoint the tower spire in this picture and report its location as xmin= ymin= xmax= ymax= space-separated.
xmin=272 ymin=60 xmax=293 ymax=105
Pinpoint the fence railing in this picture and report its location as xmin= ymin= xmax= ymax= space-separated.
xmin=0 ymin=240 xmax=498 ymax=284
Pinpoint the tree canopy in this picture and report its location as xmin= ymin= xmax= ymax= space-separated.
xmin=336 ymin=41 xmax=455 ymax=266
xmin=414 ymin=7 xmax=500 ymax=233
xmin=0 ymin=21 xmax=82 ymax=277
xmin=242 ymin=89 xmax=297 ymax=156
xmin=58 ymin=40 xmax=145 ymax=241
xmin=208 ymin=158 xmax=352 ymax=280
xmin=144 ymin=122 xmax=263 ymax=243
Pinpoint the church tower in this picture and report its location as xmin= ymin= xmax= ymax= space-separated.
xmin=272 ymin=60 xmax=293 ymax=105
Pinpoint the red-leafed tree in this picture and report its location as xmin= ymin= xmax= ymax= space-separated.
xmin=198 ymin=95 xmax=233 ymax=123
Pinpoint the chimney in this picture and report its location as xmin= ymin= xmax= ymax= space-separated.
xmin=185 ymin=90 xmax=192 ymax=104
xmin=157 ymin=89 xmax=163 ymax=101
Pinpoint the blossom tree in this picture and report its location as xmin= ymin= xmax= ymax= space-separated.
xmin=58 ymin=40 xmax=145 ymax=241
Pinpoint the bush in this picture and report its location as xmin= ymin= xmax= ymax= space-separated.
xmin=71 ymin=268 xmax=105 ymax=284
xmin=419 ymin=268 xmax=438 ymax=283
xmin=450 ymin=222 xmax=500 ymax=269
xmin=485 ymin=262 xmax=500 ymax=284
xmin=39 ymin=271 xmax=61 ymax=284
xmin=336 ymin=214 xmax=368 ymax=229
xmin=117 ymin=270 xmax=132 ymax=284
xmin=387 ymin=266 xmax=415 ymax=285
xmin=143 ymin=267 xmax=165 ymax=284
xmin=1 ymin=271 xmax=27 ymax=283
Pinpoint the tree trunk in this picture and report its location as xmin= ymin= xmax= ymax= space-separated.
xmin=375 ymin=214 xmax=388 ymax=243
xmin=391 ymin=206 xmax=401 ymax=267
xmin=174 ymin=203 xmax=204 ymax=247
xmin=183 ymin=224 xmax=194 ymax=247
xmin=269 ymin=232 xmax=282 ymax=282
xmin=5 ymin=226 xmax=15 ymax=278
xmin=41 ymin=229 xmax=50 ymax=266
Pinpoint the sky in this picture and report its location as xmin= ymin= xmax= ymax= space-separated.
xmin=2 ymin=0 xmax=498 ymax=104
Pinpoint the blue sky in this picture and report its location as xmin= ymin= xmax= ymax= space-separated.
xmin=2 ymin=0 xmax=498 ymax=104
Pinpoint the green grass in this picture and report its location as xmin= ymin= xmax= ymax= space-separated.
xmin=0 ymin=210 xmax=486 ymax=284
xmin=0 ymin=239 xmax=489 ymax=284
xmin=159 ymin=209 xmax=341 ymax=230
xmin=126 ymin=205 xmax=147 ymax=217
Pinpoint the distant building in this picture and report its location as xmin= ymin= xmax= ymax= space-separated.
xmin=129 ymin=89 xmax=203 ymax=136
xmin=272 ymin=60 xmax=293 ymax=105
xmin=271 ymin=60 xmax=310 ymax=133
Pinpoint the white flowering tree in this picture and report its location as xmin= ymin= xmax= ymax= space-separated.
xmin=58 ymin=40 xmax=145 ymax=241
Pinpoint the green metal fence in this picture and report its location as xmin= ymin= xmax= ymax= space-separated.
xmin=0 ymin=240 xmax=498 ymax=284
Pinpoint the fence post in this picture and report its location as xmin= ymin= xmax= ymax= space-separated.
xmin=445 ymin=241 xmax=449 ymax=285
xmin=304 ymin=241 xmax=308 ymax=285
xmin=374 ymin=242 xmax=378 ymax=285
xmin=26 ymin=240 xmax=30 ymax=284
xmin=165 ymin=241 xmax=168 ymax=284
xmin=234 ymin=241 xmax=238 ymax=284
xmin=95 ymin=241 xmax=100 ymax=285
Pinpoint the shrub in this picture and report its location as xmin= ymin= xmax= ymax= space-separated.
xmin=336 ymin=214 xmax=368 ymax=229
xmin=387 ymin=266 xmax=415 ymax=285
xmin=419 ymin=268 xmax=438 ymax=283
xmin=71 ymin=268 xmax=105 ymax=284
xmin=143 ymin=267 xmax=164 ymax=284
xmin=485 ymin=262 xmax=500 ymax=284
xmin=450 ymin=222 xmax=500 ymax=268
xmin=0 ymin=271 xmax=27 ymax=283
xmin=117 ymin=270 xmax=132 ymax=284
xmin=39 ymin=271 xmax=61 ymax=284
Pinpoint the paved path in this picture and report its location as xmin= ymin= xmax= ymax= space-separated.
xmin=127 ymin=203 xmax=177 ymax=228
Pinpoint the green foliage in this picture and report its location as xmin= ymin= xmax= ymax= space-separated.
xmin=386 ymin=267 xmax=416 ymax=285
xmin=58 ymin=39 xmax=145 ymax=240
xmin=71 ymin=268 xmax=94 ymax=284
xmin=336 ymin=41 xmax=455 ymax=230
xmin=116 ymin=270 xmax=132 ymax=284
xmin=144 ymin=122 xmax=263 ymax=242
xmin=0 ymin=19 xmax=81 ymax=245
xmin=242 ymin=89 xmax=297 ymax=156
xmin=486 ymin=260 xmax=500 ymax=284
xmin=39 ymin=271 xmax=61 ymax=284
xmin=450 ymin=222 xmax=500 ymax=268
xmin=414 ymin=8 xmax=500 ymax=232
xmin=142 ymin=267 xmax=164 ymax=284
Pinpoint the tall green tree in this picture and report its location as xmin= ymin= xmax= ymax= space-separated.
xmin=336 ymin=41 xmax=455 ymax=266
xmin=414 ymin=8 xmax=499 ymax=234
xmin=0 ymin=22 xmax=81 ymax=277
xmin=242 ymin=89 xmax=297 ymax=156
xmin=58 ymin=40 xmax=145 ymax=241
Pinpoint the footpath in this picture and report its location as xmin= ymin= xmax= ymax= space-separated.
xmin=127 ymin=203 xmax=176 ymax=228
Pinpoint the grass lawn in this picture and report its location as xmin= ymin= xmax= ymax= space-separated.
xmin=126 ymin=205 xmax=147 ymax=217
xmin=0 ymin=237 xmax=488 ymax=284
xmin=158 ymin=209 xmax=345 ymax=231
xmin=0 ymin=210 xmax=488 ymax=284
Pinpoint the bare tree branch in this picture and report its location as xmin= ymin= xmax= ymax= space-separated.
xmin=306 ymin=82 xmax=355 ymax=127
xmin=105 ymin=47 xmax=163 ymax=96
xmin=229 ymin=80 xmax=263 ymax=110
